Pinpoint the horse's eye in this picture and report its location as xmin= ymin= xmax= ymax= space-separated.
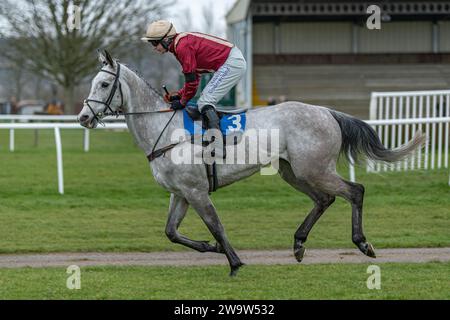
xmin=101 ymin=82 xmax=109 ymax=88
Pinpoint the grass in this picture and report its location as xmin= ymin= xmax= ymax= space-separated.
xmin=0 ymin=129 xmax=449 ymax=254
xmin=0 ymin=130 xmax=448 ymax=300
xmin=0 ymin=262 xmax=448 ymax=299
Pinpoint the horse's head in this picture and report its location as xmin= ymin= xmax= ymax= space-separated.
xmin=78 ymin=50 xmax=124 ymax=128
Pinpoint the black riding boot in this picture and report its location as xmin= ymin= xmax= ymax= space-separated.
xmin=201 ymin=105 xmax=225 ymax=158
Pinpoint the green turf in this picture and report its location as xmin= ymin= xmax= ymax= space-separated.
xmin=0 ymin=129 xmax=449 ymax=253
xmin=0 ymin=262 xmax=448 ymax=299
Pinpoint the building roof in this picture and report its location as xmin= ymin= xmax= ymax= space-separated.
xmin=226 ymin=0 xmax=251 ymax=24
xmin=227 ymin=0 xmax=450 ymax=24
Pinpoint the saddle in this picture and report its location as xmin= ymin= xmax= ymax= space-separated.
xmin=183 ymin=103 xmax=248 ymax=193
xmin=182 ymin=103 xmax=247 ymax=146
xmin=185 ymin=103 xmax=248 ymax=122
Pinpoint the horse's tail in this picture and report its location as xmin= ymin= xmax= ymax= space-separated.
xmin=329 ymin=110 xmax=426 ymax=164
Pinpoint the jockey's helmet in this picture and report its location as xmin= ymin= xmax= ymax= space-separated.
xmin=141 ymin=20 xmax=177 ymax=46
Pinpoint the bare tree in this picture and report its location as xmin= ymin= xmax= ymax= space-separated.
xmin=0 ymin=0 xmax=171 ymax=113
xmin=4 ymin=59 xmax=25 ymax=101
xmin=176 ymin=6 xmax=194 ymax=33
xmin=201 ymin=0 xmax=225 ymax=37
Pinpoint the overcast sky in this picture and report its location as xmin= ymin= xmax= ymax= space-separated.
xmin=168 ymin=0 xmax=237 ymax=34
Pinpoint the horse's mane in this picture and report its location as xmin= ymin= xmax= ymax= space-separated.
xmin=120 ymin=62 xmax=163 ymax=98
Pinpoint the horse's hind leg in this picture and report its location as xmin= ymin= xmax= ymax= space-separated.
xmin=185 ymin=192 xmax=244 ymax=276
xmin=279 ymin=160 xmax=335 ymax=262
xmin=344 ymin=180 xmax=376 ymax=258
xmin=165 ymin=193 xmax=218 ymax=253
xmin=293 ymin=192 xmax=335 ymax=262
xmin=313 ymin=174 xmax=376 ymax=258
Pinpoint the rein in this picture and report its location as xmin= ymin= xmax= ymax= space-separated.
xmin=84 ymin=63 xmax=178 ymax=161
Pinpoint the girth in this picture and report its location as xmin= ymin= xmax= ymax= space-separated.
xmin=146 ymin=140 xmax=220 ymax=194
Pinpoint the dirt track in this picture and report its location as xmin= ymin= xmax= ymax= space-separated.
xmin=0 ymin=247 xmax=449 ymax=268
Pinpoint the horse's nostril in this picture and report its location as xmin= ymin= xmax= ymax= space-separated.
xmin=80 ymin=114 xmax=89 ymax=122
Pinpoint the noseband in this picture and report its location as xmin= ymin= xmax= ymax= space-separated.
xmin=84 ymin=63 xmax=124 ymax=124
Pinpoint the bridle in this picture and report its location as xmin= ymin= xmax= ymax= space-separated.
xmin=83 ymin=62 xmax=178 ymax=161
xmin=84 ymin=63 xmax=124 ymax=124
xmin=84 ymin=62 xmax=174 ymax=124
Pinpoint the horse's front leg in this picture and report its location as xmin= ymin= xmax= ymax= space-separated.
xmin=165 ymin=193 xmax=218 ymax=253
xmin=185 ymin=192 xmax=244 ymax=276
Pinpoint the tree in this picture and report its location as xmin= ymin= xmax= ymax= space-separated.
xmin=176 ymin=6 xmax=194 ymax=33
xmin=0 ymin=0 xmax=170 ymax=114
xmin=2 ymin=59 xmax=25 ymax=101
xmin=201 ymin=0 xmax=225 ymax=37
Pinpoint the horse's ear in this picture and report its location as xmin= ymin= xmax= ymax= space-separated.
xmin=97 ymin=49 xmax=108 ymax=66
xmin=103 ymin=49 xmax=115 ymax=67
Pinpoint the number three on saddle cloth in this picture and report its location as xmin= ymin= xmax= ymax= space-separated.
xmin=182 ymin=101 xmax=247 ymax=138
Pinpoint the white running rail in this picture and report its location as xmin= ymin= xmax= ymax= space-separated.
xmin=1 ymin=117 xmax=448 ymax=194
xmin=348 ymin=117 xmax=450 ymax=186
xmin=349 ymin=88 xmax=450 ymax=186
xmin=0 ymin=115 xmax=125 ymax=121
xmin=0 ymin=122 xmax=128 ymax=194
xmin=0 ymin=115 xmax=125 ymax=152
xmin=369 ymin=90 xmax=450 ymax=172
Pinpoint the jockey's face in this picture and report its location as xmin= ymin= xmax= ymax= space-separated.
xmin=154 ymin=42 xmax=168 ymax=54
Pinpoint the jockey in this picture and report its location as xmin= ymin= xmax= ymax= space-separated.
xmin=141 ymin=20 xmax=247 ymax=145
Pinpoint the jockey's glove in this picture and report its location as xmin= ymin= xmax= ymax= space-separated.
xmin=164 ymin=92 xmax=181 ymax=103
xmin=170 ymin=99 xmax=185 ymax=110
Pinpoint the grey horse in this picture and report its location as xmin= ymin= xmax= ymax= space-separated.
xmin=78 ymin=51 xmax=425 ymax=276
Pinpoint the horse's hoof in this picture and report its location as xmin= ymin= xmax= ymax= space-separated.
xmin=365 ymin=243 xmax=377 ymax=258
xmin=229 ymin=262 xmax=245 ymax=277
xmin=358 ymin=242 xmax=376 ymax=258
xmin=294 ymin=246 xmax=306 ymax=263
